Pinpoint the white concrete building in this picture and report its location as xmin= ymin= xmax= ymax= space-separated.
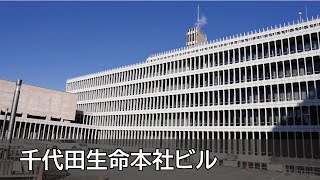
xmin=66 ymin=17 xmax=320 ymax=174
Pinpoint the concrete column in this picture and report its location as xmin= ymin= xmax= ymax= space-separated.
xmin=17 ymin=122 xmax=22 ymax=139
xmin=40 ymin=124 xmax=46 ymax=140
xmin=32 ymin=123 xmax=36 ymax=139
xmin=265 ymin=132 xmax=268 ymax=156
xmin=27 ymin=123 xmax=32 ymax=139
xmin=12 ymin=121 xmax=17 ymax=139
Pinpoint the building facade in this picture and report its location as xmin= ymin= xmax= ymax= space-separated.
xmin=66 ymin=17 xmax=320 ymax=174
xmin=0 ymin=79 xmax=101 ymax=143
xmin=0 ymin=79 xmax=77 ymax=121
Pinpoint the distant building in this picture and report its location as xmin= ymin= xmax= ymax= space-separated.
xmin=0 ymin=79 xmax=76 ymax=122
xmin=0 ymin=79 xmax=102 ymax=142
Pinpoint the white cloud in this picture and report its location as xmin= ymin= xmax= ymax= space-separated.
xmin=195 ymin=15 xmax=207 ymax=27
xmin=199 ymin=15 xmax=207 ymax=26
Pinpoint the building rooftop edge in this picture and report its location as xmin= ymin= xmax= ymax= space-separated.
xmin=0 ymin=79 xmax=74 ymax=95
xmin=66 ymin=16 xmax=320 ymax=83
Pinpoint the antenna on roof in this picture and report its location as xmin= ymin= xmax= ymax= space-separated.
xmin=299 ymin=11 xmax=303 ymax=22
xmin=197 ymin=5 xmax=200 ymax=29
xmin=305 ymin=5 xmax=308 ymax=19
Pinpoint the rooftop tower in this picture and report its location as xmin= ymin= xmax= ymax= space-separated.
xmin=186 ymin=5 xmax=207 ymax=47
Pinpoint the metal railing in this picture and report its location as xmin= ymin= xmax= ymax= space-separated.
xmin=0 ymin=140 xmax=46 ymax=179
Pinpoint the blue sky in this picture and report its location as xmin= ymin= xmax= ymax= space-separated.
xmin=1 ymin=1 xmax=320 ymax=91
